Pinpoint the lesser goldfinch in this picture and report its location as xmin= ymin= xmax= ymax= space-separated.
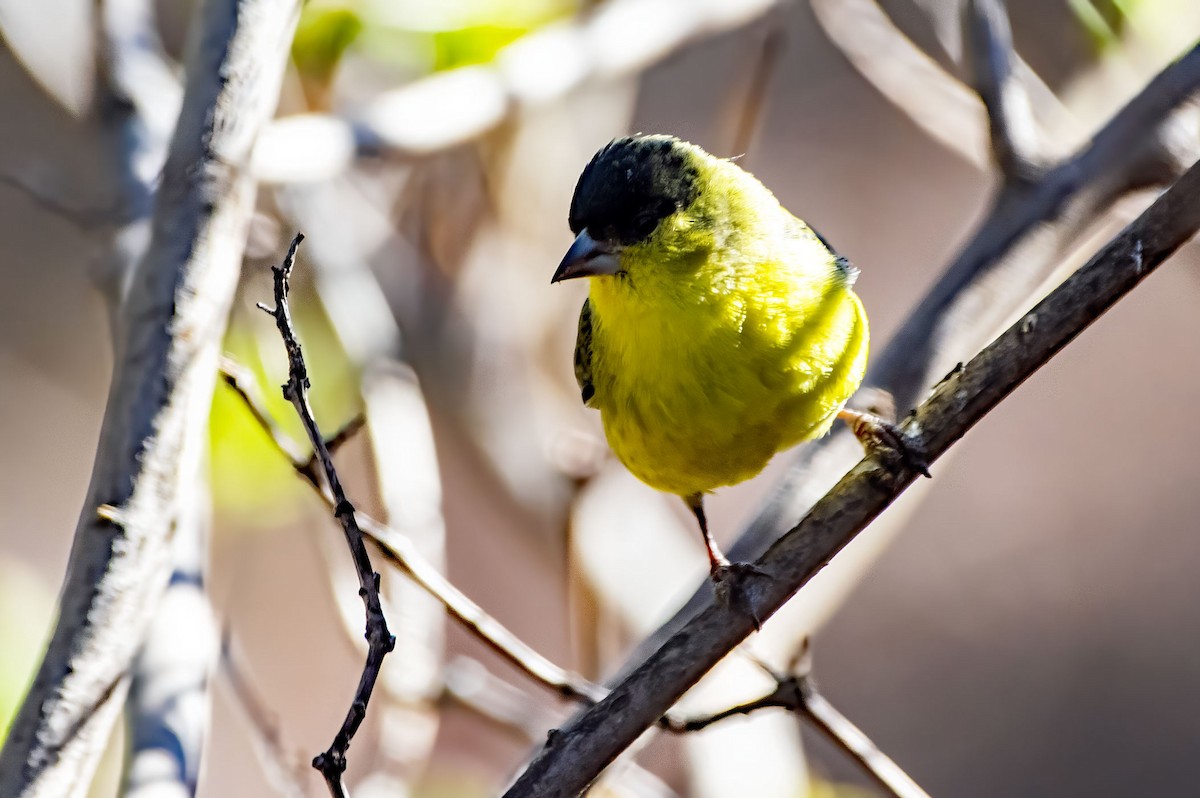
xmin=553 ymin=135 xmax=915 ymax=598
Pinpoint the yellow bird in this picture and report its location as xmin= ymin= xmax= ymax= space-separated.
xmin=553 ymin=135 xmax=914 ymax=596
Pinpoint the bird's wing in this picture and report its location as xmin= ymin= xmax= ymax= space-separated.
xmin=574 ymin=298 xmax=597 ymax=406
xmin=787 ymin=216 xmax=859 ymax=286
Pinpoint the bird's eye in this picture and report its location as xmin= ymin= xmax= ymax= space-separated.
xmin=632 ymin=212 xmax=660 ymax=237
xmin=631 ymin=199 xmax=674 ymax=239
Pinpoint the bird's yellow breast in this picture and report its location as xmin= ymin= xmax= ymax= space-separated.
xmin=586 ymin=241 xmax=868 ymax=498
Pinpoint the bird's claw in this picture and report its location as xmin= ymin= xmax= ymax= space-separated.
xmin=844 ymin=411 xmax=930 ymax=478
xmin=711 ymin=561 xmax=768 ymax=631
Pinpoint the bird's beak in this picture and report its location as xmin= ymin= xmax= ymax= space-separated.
xmin=552 ymin=230 xmax=620 ymax=283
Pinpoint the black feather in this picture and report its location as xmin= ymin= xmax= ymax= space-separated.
xmin=574 ymin=298 xmax=596 ymax=406
xmin=568 ymin=136 xmax=700 ymax=246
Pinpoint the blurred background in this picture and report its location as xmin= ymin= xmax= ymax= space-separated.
xmin=2 ymin=0 xmax=1200 ymax=796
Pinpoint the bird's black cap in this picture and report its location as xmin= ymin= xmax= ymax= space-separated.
xmin=568 ymin=135 xmax=700 ymax=246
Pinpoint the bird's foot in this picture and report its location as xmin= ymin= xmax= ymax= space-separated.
xmin=839 ymin=409 xmax=931 ymax=478
xmin=710 ymin=561 xmax=768 ymax=631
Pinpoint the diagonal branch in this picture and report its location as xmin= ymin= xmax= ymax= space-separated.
xmin=257 ymin=234 xmax=395 ymax=798
xmin=0 ymin=2 xmax=299 ymax=795
xmin=503 ymin=153 xmax=1200 ymax=797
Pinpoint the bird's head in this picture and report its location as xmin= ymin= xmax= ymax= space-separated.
xmin=552 ymin=135 xmax=715 ymax=286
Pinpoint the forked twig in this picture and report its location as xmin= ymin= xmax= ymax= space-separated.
xmin=220 ymin=368 xmax=606 ymax=707
xmin=661 ymin=646 xmax=929 ymax=798
xmin=257 ymin=233 xmax=395 ymax=797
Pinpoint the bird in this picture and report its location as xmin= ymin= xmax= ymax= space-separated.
xmin=552 ymin=134 xmax=923 ymax=613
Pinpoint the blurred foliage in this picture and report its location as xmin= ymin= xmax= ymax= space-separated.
xmin=1067 ymin=0 xmax=1143 ymax=51
xmin=293 ymin=5 xmax=365 ymax=89
xmin=208 ymin=283 xmax=362 ymax=530
xmin=0 ymin=559 xmax=54 ymax=745
xmin=807 ymin=778 xmax=878 ymax=797
xmin=291 ymin=0 xmax=578 ymax=100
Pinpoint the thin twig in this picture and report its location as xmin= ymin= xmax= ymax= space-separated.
xmin=503 ymin=153 xmax=1200 ymax=797
xmin=220 ymin=633 xmax=312 ymax=798
xmin=258 ymin=234 xmax=395 ymax=797
xmin=220 ymin=366 xmax=607 ymax=705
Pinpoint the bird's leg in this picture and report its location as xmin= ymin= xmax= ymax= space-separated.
xmin=687 ymin=493 xmax=730 ymax=574
xmin=685 ymin=494 xmax=764 ymax=629
xmin=837 ymin=408 xmax=931 ymax=478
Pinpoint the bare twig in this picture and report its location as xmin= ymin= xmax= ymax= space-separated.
xmin=220 ymin=633 xmax=312 ymax=798
xmin=258 ymin=234 xmax=395 ymax=797
xmin=963 ymin=0 xmax=1040 ymax=179
xmin=220 ymin=366 xmax=607 ymax=705
xmin=503 ymin=153 xmax=1200 ymax=796
xmin=0 ymin=2 xmax=299 ymax=795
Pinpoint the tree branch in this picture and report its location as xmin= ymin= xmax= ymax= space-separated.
xmin=257 ymin=234 xmax=396 ymax=797
xmin=0 ymin=2 xmax=298 ymax=795
xmin=503 ymin=153 xmax=1200 ymax=797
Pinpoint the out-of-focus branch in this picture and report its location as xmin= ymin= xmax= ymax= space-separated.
xmin=619 ymin=38 xmax=1200 ymax=680
xmin=221 ymin=634 xmax=312 ymax=798
xmin=440 ymin=657 xmax=562 ymax=744
xmin=963 ymin=0 xmax=1040 ymax=179
xmin=122 ymin=483 xmax=217 ymax=798
xmin=721 ymin=21 xmax=786 ymax=159
xmin=251 ymin=0 xmax=784 ymax=183
xmin=810 ymin=0 xmax=1074 ymax=171
xmin=811 ymin=0 xmax=992 ymax=170
xmin=258 ymin=235 xmax=396 ymax=798
xmin=503 ymin=156 xmax=1200 ymax=796
xmin=90 ymin=0 xmax=182 ymax=308
xmin=220 ymin=368 xmax=607 ymax=705
xmin=0 ymin=2 xmax=299 ymax=795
